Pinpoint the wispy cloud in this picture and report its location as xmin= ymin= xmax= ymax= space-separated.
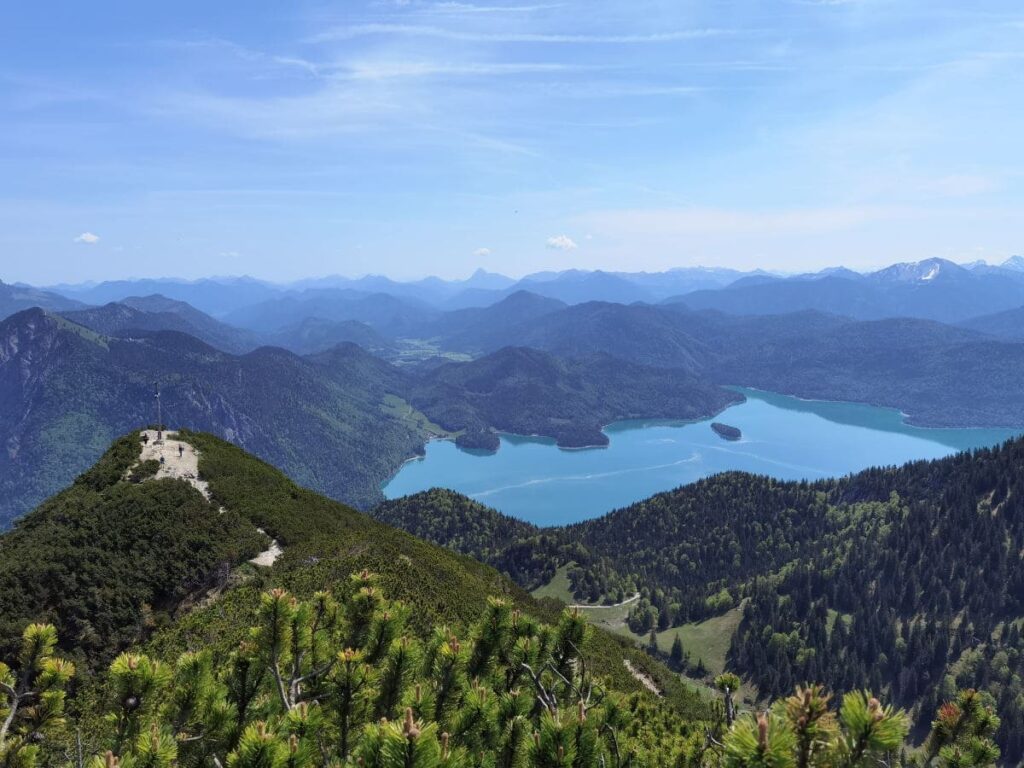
xmin=74 ymin=232 xmax=100 ymax=244
xmin=312 ymin=24 xmax=735 ymax=44
xmin=342 ymin=60 xmax=583 ymax=79
xmin=148 ymin=84 xmax=414 ymax=140
xmin=919 ymin=174 xmax=998 ymax=198
xmin=791 ymin=0 xmax=862 ymax=6
xmin=473 ymin=246 xmax=492 ymax=256
xmin=427 ymin=2 xmax=565 ymax=13
xmin=574 ymin=206 xmax=907 ymax=237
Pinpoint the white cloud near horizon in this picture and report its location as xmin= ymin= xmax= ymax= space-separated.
xmin=546 ymin=234 xmax=578 ymax=250
xmin=73 ymin=232 xmax=100 ymax=244
xmin=473 ymin=247 xmax=492 ymax=257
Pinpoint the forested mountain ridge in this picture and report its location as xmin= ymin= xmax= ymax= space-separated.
xmin=55 ymin=290 xmax=1024 ymax=430
xmin=0 ymin=309 xmax=743 ymax=526
xmin=373 ymin=435 xmax=1024 ymax=758
xmin=20 ymin=272 xmax=1024 ymax=431
xmin=404 ymin=346 xmax=740 ymax=449
xmin=0 ymin=309 xmax=433 ymax=525
xmin=960 ymin=305 xmax=1024 ymax=341
xmin=0 ymin=429 xmax=712 ymax=766
xmin=670 ymin=258 xmax=1024 ymax=323
xmin=0 ymin=279 xmax=85 ymax=317
xmin=61 ymin=297 xmax=262 ymax=354
xmin=434 ymin=300 xmax=1024 ymax=428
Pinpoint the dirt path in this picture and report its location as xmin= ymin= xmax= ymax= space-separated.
xmin=134 ymin=430 xmax=282 ymax=567
xmin=623 ymin=660 xmax=661 ymax=696
xmin=139 ymin=429 xmax=210 ymax=497
xmin=569 ymin=593 xmax=640 ymax=610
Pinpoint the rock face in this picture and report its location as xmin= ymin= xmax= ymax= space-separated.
xmin=711 ymin=422 xmax=742 ymax=441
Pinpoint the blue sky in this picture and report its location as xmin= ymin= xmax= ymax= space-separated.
xmin=1 ymin=1 xmax=1022 ymax=283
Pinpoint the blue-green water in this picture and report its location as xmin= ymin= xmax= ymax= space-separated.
xmin=382 ymin=389 xmax=1019 ymax=526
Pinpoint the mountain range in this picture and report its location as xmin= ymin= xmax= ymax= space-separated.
xmin=32 ymin=256 xmax=1024 ymax=320
xmin=7 ymin=257 xmax=1024 ymax=523
xmin=0 ymin=307 xmax=740 ymax=525
xmin=5 ymin=257 xmax=1024 ymax=760
xmin=671 ymin=257 xmax=1024 ymax=323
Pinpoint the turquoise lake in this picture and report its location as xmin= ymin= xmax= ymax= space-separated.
xmin=382 ymin=389 xmax=1019 ymax=526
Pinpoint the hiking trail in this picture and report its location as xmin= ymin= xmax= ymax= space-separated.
xmin=134 ymin=430 xmax=282 ymax=567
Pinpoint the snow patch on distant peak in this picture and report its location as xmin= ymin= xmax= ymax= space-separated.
xmin=921 ymin=264 xmax=940 ymax=281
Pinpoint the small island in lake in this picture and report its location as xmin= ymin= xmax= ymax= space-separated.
xmin=455 ymin=427 xmax=500 ymax=452
xmin=711 ymin=422 xmax=742 ymax=441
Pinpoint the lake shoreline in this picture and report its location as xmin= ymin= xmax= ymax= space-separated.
xmin=380 ymin=394 xmax=748 ymax=490
xmin=382 ymin=388 xmax=1017 ymax=526
xmin=725 ymin=384 xmax=1023 ymax=432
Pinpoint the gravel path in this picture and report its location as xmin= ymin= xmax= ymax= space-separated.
xmin=135 ymin=430 xmax=282 ymax=567
xmin=623 ymin=659 xmax=661 ymax=696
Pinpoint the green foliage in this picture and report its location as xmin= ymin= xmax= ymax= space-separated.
xmin=921 ymin=689 xmax=1000 ymax=768
xmin=373 ymin=491 xmax=563 ymax=591
xmin=0 ymin=623 xmax=75 ymax=768
xmin=74 ymin=433 xmax=144 ymax=492
xmin=128 ymin=461 xmax=161 ymax=484
xmin=24 ymin=430 xmax=702 ymax=723
xmin=0 ymin=435 xmax=264 ymax=666
xmin=82 ymin=576 xmax=701 ymax=767
xmin=407 ymin=346 xmax=739 ymax=449
xmin=0 ymin=312 xmax=432 ymax=524
xmin=378 ymin=437 xmax=1024 ymax=759
xmin=720 ymin=686 xmax=909 ymax=768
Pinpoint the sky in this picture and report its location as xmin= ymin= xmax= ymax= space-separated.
xmin=1 ymin=0 xmax=1022 ymax=284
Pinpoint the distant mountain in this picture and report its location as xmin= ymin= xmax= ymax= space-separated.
xmin=442 ymin=301 xmax=713 ymax=371
xmin=285 ymin=269 xmax=516 ymax=307
xmin=269 ymin=316 xmax=396 ymax=356
xmin=63 ymin=295 xmax=260 ymax=353
xmin=406 ymin=345 xmax=740 ymax=449
xmin=464 ymin=267 xmax=517 ymax=290
xmin=867 ymin=256 xmax=958 ymax=283
xmin=0 ymin=309 xmax=432 ymax=525
xmin=431 ymin=299 xmax=1024 ymax=428
xmin=673 ymin=274 xmax=890 ymax=317
xmin=671 ymin=258 xmax=1024 ymax=322
xmin=610 ymin=266 xmax=759 ymax=297
xmin=710 ymin=316 xmax=1024 ymax=427
xmin=515 ymin=270 xmax=655 ymax=305
xmin=1003 ymin=255 xmax=1024 ymax=272
xmin=224 ymin=289 xmax=440 ymax=335
xmin=1 ymin=280 xmax=85 ymax=319
xmin=440 ymin=268 xmax=738 ymax=310
xmin=0 ymin=308 xmax=745 ymax=526
xmin=959 ymin=305 xmax=1024 ymax=341
xmin=47 ymin=276 xmax=283 ymax=317
xmin=423 ymin=290 xmax=568 ymax=352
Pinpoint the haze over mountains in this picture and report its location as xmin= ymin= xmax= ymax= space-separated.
xmin=29 ymin=255 xmax=1024 ymax=321
xmin=3 ymin=254 xmax=1024 ymax=529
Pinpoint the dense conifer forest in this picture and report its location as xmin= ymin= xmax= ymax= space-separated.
xmin=1 ymin=426 xmax=1022 ymax=764
xmin=373 ymin=437 xmax=1024 ymax=760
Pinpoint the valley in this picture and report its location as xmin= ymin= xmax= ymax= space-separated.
xmin=5 ymin=6 xmax=1022 ymax=763
xmin=5 ymin=269 xmax=1024 ymax=761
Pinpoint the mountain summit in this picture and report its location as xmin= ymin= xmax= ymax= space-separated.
xmin=868 ymin=257 xmax=963 ymax=284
